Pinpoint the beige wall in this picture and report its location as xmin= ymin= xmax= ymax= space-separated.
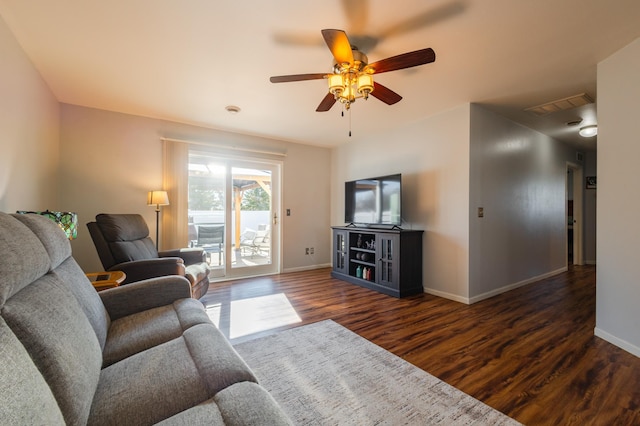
xmin=596 ymin=37 xmax=640 ymax=357
xmin=60 ymin=104 xmax=332 ymax=273
xmin=0 ymin=15 xmax=59 ymax=212
xmin=332 ymin=104 xmax=471 ymax=301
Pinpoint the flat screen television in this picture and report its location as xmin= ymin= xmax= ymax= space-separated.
xmin=345 ymin=173 xmax=402 ymax=226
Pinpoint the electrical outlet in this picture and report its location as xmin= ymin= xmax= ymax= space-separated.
xmin=305 ymin=248 xmax=309 ymax=255
xmin=310 ymin=247 xmax=314 ymax=254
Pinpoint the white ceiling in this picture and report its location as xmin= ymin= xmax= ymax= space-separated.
xmin=2 ymin=0 xmax=640 ymax=150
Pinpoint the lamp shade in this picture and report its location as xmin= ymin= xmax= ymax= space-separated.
xmin=328 ymin=74 xmax=344 ymax=96
xmin=357 ymin=74 xmax=374 ymax=97
xmin=16 ymin=210 xmax=78 ymax=240
xmin=147 ymin=190 xmax=169 ymax=206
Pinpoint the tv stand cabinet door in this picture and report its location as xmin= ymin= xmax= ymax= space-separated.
xmin=376 ymin=233 xmax=399 ymax=290
xmin=332 ymin=228 xmax=349 ymax=275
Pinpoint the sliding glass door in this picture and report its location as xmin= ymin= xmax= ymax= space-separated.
xmin=188 ymin=151 xmax=280 ymax=279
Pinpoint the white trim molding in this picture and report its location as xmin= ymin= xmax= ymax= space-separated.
xmin=283 ymin=264 xmax=332 ymax=274
xmin=160 ymin=137 xmax=287 ymax=157
xmin=594 ymin=327 xmax=640 ymax=358
xmin=468 ymin=267 xmax=568 ymax=304
xmin=424 ymin=267 xmax=568 ymax=305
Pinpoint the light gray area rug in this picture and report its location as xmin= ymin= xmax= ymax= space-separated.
xmin=234 ymin=320 xmax=522 ymax=425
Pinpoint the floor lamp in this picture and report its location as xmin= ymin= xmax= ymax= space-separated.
xmin=147 ymin=190 xmax=169 ymax=250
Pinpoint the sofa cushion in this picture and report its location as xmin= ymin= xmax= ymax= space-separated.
xmin=13 ymin=212 xmax=71 ymax=269
xmin=90 ymin=323 xmax=257 ymax=425
xmin=102 ymin=298 xmax=212 ymax=367
xmin=0 ymin=318 xmax=66 ymax=425
xmin=0 ymin=214 xmax=51 ymax=307
xmin=3 ymin=274 xmax=103 ymax=425
xmin=53 ymin=257 xmax=111 ymax=350
xmin=155 ymin=400 xmax=226 ymax=425
xmin=214 ymin=382 xmax=293 ymax=425
xmin=156 ymin=383 xmax=293 ymax=426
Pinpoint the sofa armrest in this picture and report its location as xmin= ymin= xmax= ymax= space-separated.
xmin=108 ymin=258 xmax=186 ymax=284
xmin=159 ymin=248 xmax=206 ymax=265
xmin=99 ymin=275 xmax=192 ymax=320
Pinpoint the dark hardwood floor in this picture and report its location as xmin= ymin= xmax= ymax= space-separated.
xmin=201 ymin=265 xmax=640 ymax=425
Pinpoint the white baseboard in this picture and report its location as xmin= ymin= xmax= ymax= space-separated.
xmin=423 ymin=288 xmax=470 ymax=304
xmin=468 ymin=267 xmax=568 ymax=304
xmin=594 ymin=328 xmax=640 ymax=358
xmin=283 ymin=263 xmax=331 ymax=274
xmin=424 ymin=267 xmax=568 ymax=305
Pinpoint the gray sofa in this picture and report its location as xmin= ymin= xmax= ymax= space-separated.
xmin=0 ymin=212 xmax=291 ymax=425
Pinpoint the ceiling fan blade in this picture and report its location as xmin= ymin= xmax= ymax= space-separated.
xmin=316 ymin=93 xmax=337 ymax=112
xmin=367 ymin=48 xmax=435 ymax=74
xmin=270 ymin=73 xmax=327 ymax=83
xmin=321 ymin=29 xmax=354 ymax=65
xmin=342 ymin=0 xmax=369 ymax=35
xmin=272 ymin=32 xmax=324 ymax=48
xmin=371 ymin=82 xmax=402 ymax=105
xmin=378 ymin=2 xmax=466 ymax=40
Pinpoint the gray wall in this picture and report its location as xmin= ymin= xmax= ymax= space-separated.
xmin=468 ymin=105 xmax=578 ymax=301
xmin=596 ymin=37 xmax=640 ymax=357
xmin=0 ymin=15 xmax=60 ymax=212
xmin=331 ymin=105 xmax=472 ymax=301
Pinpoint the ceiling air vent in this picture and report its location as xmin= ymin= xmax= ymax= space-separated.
xmin=525 ymin=93 xmax=594 ymax=117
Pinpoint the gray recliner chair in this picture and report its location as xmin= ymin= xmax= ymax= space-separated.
xmin=87 ymin=213 xmax=210 ymax=299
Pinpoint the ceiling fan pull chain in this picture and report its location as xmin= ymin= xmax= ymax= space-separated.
xmin=349 ymin=107 xmax=352 ymax=137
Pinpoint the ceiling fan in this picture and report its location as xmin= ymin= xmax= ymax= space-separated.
xmin=269 ymin=29 xmax=436 ymax=112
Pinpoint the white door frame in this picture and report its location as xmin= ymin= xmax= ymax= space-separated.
xmin=225 ymin=158 xmax=282 ymax=279
xmin=188 ymin=149 xmax=282 ymax=280
xmin=567 ymin=162 xmax=584 ymax=266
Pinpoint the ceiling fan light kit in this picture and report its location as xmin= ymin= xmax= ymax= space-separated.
xmin=328 ymin=67 xmax=374 ymax=110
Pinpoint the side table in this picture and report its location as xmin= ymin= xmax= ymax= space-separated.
xmin=85 ymin=271 xmax=126 ymax=291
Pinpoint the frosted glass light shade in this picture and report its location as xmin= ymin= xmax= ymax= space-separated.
xmin=579 ymin=125 xmax=598 ymax=137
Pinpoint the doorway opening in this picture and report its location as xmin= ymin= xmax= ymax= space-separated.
xmin=187 ymin=151 xmax=281 ymax=280
xmin=567 ymin=162 xmax=584 ymax=266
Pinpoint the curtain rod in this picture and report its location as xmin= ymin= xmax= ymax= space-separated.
xmin=160 ymin=137 xmax=287 ymax=157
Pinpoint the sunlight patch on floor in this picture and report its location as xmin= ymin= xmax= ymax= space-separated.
xmin=230 ymin=293 xmax=301 ymax=339
xmin=205 ymin=303 xmax=222 ymax=329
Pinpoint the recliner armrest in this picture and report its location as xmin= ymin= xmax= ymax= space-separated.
xmin=108 ymin=258 xmax=186 ymax=284
xmin=99 ymin=275 xmax=192 ymax=320
xmin=159 ymin=248 xmax=207 ymax=265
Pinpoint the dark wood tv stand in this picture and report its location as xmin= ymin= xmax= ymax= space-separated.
xmin=331 ymin=226 xmax=423 ymax=298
